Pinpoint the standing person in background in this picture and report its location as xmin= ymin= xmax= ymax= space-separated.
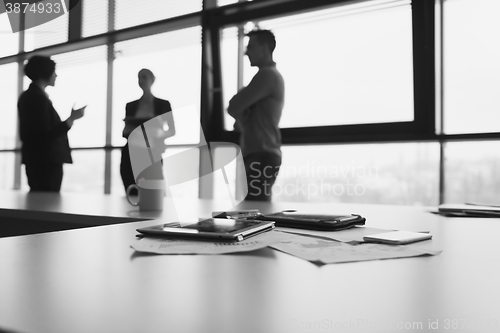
xmin=18 ymin=55 xmax=86 ymax=192
xmin=120 ymin=69 xmax=176 ymax=194
xmin=228 ymin=29 xmax=285 ymax=201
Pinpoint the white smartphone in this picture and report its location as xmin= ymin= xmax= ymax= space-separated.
xmin=363 ymin=231 xmax=432 ymax=245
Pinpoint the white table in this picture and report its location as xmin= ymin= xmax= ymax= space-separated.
xmin=0 ymin=190 xmax=499 ymax=333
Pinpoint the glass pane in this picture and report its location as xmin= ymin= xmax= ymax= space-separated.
xmin=222 ymin=0 xmax=414 ymax=130
xmin=114 ymin=0 xmax=202 ymax=30
xmin=24 ymin=8 xmax=68 ymax=51
xmin=213 ymin=145 xmax=239 ymax=200
xmin=111 ymin=148 xmax=124 ymax=195
xmin=272 ymin=143 xmax=439 ymax=205
xmin=0 ymin=63 xmax=19 ymax=150
xmin=61 ymin=149 xmax=105 ymax=192
xmin=217 ymin=0 xmax=240 ymax=6
xmin=82 ymin=0 xmax=109 ymax=38
xmin=17 ymin=150 xmax=105 ymax=192
xmin=112 ymin=27 xmax=202 ymax=147
xmin=0 ymin=11 xmax=20 ymax=57
xmin=220 ymin=27 xmax=239 ymax=130
xmin=163 ymin=147 xmax=199 ymax=199
xmin=0 ymin=152 xmax=16 ymax=190
xmin=49 ymin=46 xmax=108 ymax=147
xmin=444 ymin=141 xmax=500 ymax=204
xmin=111 ymin=146 xmax=201 ymax=197
xmin=443 ymin=0 xmax=500 ymax=134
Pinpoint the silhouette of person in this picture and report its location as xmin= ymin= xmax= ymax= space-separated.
xmin=228 ymin=29 xmax=285 ymax=201
xmin=120 ymin=69 xmax=175 ymax=194
xmin=18 ymin=55 xmax=86 ymax=192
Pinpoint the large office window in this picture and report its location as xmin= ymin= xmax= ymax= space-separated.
xmin=0 ymin=152 xmax=16 ymax=190
xmin=0 ymin=63 xmax=19 ymax=150
xmin=111 ymin=27 xmax=202 ymax=195
xmin=0 ymin=11 xmax=19 ymax=57
xmin=114 ymin=0 xmax=202 ymax=30
xmin=49 ymin=46 xmax=108 ymax=147
xmin=217 ymin=0 xmax=240 ymax=7
xmin=444 ymin=141 xmax=500 ymax=204
xmin=1 ymin=0 xmax=499 ymax=205
xmin=61 ymin=150 xmax=106 ymax=192
xmin=222 ymin=0 xmax=414 ymax=130
xmin=24 ymin=10 xmax=68 ymax=51
xmin=82 ymin=0 xmax=109 ymax=38
xmin=112 ymin=27 xmax=202 ymax=147
xmin=442 ymin=0 xmax=500 ymax=134
xmin=16 ymin=46 xmax=108 ymax=191
xmin=274 ymin=143 xmax=439 ymax=205
xmin=211 ymin=142 xmax=440 ymax=205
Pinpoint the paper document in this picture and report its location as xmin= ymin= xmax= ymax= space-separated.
xmin=270 ymin=233 xmax=442 ymax=264
xmin=131 ymin=230 xmax=293 ymax=255
xmin=276 ymin=226 xmax=393 ymax=243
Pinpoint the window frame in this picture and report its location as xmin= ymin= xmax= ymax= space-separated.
xmin=202 ymin=0 xmax=436 ymax=144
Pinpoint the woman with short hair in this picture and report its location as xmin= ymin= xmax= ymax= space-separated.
xmin=18 ymin=55 xmax=86 ymax=192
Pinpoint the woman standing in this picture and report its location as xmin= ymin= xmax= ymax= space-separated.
xmin=120 ymin=69 xmax=175 ymax=193
xmin=18 ymin=55 xmax=86 ymax=192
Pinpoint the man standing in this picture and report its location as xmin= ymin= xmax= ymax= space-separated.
xmin=228 ymin=29 xmax=285 ymax=201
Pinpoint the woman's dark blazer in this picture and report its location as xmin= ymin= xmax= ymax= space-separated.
xmin=17 ymin=83 xmax=72 ymax=165
xmin=120 ymin=97 xmax=172 ymax=190
xmin=123 ymin=97 xmax=172 ymax=132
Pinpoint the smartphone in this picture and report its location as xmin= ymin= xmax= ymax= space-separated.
xmin=258 ymin=212 xmax=366 ymax=231
xmin=363 ymin=231 xmax=432 ymax=245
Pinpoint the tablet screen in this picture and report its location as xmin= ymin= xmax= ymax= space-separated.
xmin=162 ymin=218 xmax=260 ymax=234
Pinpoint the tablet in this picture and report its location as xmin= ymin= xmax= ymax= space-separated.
xmin=363 ymin=231 xmax=432 ymax=245
xmin=136 ymin=218 xmax=275 ymax=242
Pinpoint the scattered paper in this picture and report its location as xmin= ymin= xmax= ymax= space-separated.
xmin=131 ymin=228 xmax=443 ymax=264
xmin=276 ymin=226 xmax=393 ymax=243
xmin=131 ymin=230 xmax=293 ymax=255
xmin=270 ymin=233 xmax=442 ymax=264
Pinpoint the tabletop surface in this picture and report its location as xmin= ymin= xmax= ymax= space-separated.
xmin=0 ymin=190 xmax=499 ymax=333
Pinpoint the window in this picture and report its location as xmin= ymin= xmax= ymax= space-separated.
xmin=112 ymin=27 xmax=202 ymax=147
xmin=17 ymin=150 xmax=107 ymax=193
xmin=0 ymin=11 xmax=19 ymax=57
xmin=61 ymin=150 xmax=106 ymax=192
xmin=82 ymin=0 xmax=109 ymax=38
xmin=49 ymin=46 xmax=108 ymax=148
xmin=274 ymin=143 xmax=440 ymax=205
xmin=444 ymin=141 xmax=500 ymax=204
xmin=114 ymin=0 xmax=202 ymax=30
xmin=443 ymin=0 xmax=500 ymax=134
xmin=24 ymin=8 xmax=69 ymax=51
xmin=0 ymin=63 xmax=19 ymax=150
xmin=221 ymin=0 xmax=414 ymax=130
xmin=220 ymin=27 xmax=239 ymax=131
xmin=0 ymin=152 xmax=16 ymax=190
xmin=111 ymin=27 xmax=202 ymax=195
xmin=218 ymin=0 xmax=240 ymax=7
